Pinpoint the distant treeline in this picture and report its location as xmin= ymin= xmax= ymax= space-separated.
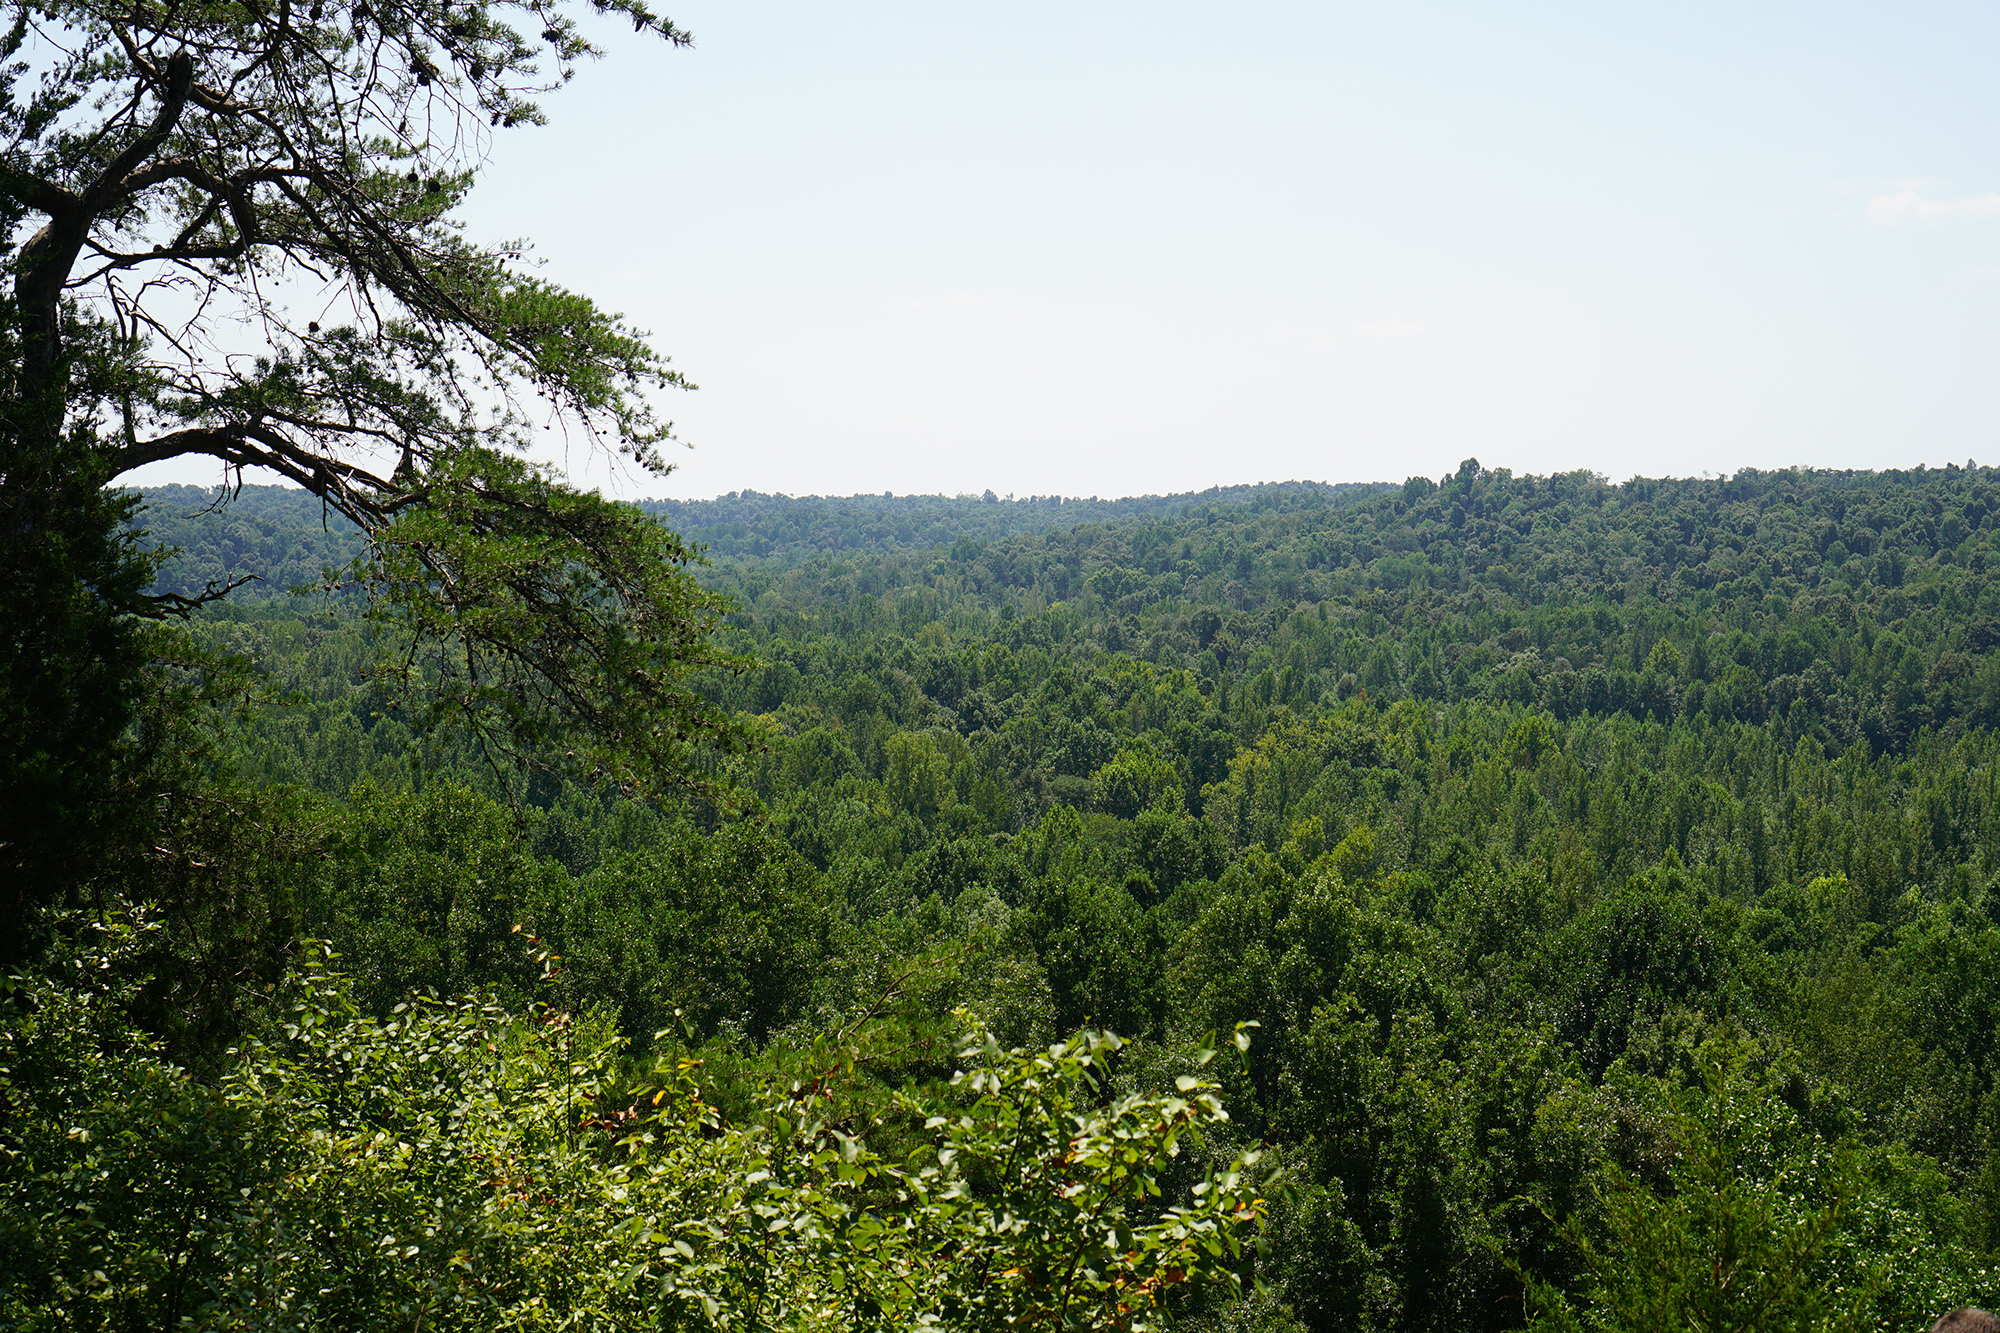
xmin=634 ymin=481 xmax=1387 ymax=559
xmin=132 ymin=478 xmax=1388 ymax=598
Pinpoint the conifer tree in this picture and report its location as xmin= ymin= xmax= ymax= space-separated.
xmin=0 ymin=0 xmax=736 ymax=940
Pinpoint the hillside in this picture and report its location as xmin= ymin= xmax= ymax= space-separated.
xmin=106 ymin=460 xmax=2000 ymax=1329
xmin=133 ymin=478 xmax=1385 ymax=598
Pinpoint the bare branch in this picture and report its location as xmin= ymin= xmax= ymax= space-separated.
xmin=80 ymin=51 xmax=195 ymax=213
xmin=140 ymin=571 xmax=262 ymax=617
xmin=0 ymin=161 xmax=79 ymax=216
xmin=114 ymin=425 xmax=400 ymax=524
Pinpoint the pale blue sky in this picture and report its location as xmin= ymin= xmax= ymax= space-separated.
xmin=141 ymin=2 xmax=2000 ymax=498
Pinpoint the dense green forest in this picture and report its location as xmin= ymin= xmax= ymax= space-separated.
xmin=135 ymin=479 xmax=1386 ymax=600
xmin=19 ymin=0 xmax=2000 ymax=1325
xmin=26 ymin=460 xmax=2000 ymax=1330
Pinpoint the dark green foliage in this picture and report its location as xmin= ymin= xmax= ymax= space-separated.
xmin=0 ymin=260 xmax=166 ymax=953
xmin=0 ymin=917 xmax=270 ymax=1328
xmin=130 ymin=484 xmax=370 ymax=602
xmin=308 ymin=782 xmax=559 ymax=1011
xmin=638 ymin=481 xmax=1382 ymax=561
xmin=0 ymin=472 xmax=156 ymax=956
xmin=359 ymin=450 xmax=746 ymax=801
xmin=537 ymin=820 xmax=840 ymax=1045
xmin=1522 ymin=1044 xmax=1986 ymax=1333
xmin=1533 ymin=871 xmax=1732 ymax=1077
xmin=2 ymin=920 xmax=1271 ymax=1332
xmin=24 ymin=459 xmax=2000 ymax=1330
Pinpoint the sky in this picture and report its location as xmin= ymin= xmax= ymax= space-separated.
xmin=130 ymin=1 xmax=2000 ymax=499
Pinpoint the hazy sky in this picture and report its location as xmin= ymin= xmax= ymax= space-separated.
xmin=132 ymin=1 xmax=2000 ymax=499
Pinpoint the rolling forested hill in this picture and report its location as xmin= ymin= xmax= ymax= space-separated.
xmin=133 ymin=478 xmax=1383 ymax=597
xmin=99 ymin=461 xmax=2000 ymax=1329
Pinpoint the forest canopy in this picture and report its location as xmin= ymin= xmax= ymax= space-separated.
xmin=8 ymin=460 xmax=1997 ymax=1330
xmin=6 ymin=4 xmax=2000 ymax=1330
xmin=0 ymin=2 xmax=1279 ymax=1326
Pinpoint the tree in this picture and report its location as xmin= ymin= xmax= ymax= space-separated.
xmin=2 ymin=914 xmax=1271 ymax=1331
xmin=1518 ymin=1047 xmax=1910 ymax=1333
xmin=0 ymin=0 xmax=738 ymax=931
